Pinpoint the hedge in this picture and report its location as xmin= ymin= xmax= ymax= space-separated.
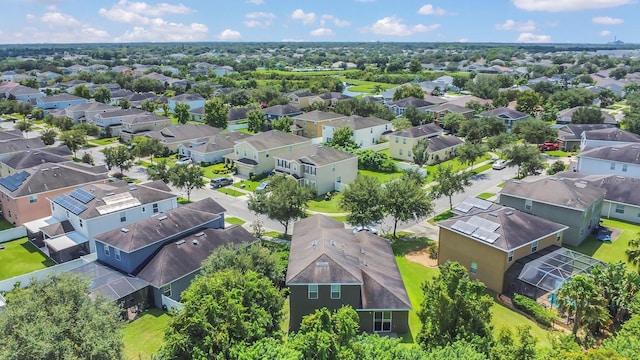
xmin=512 ymin=294 xmax=555 ymax=327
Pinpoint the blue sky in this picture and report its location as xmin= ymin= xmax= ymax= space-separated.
xmin=0 ymin=0 xmax=637 ymax=44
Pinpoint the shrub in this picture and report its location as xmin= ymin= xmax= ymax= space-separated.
xmin=547 ymin=160 xmax=566 ymax=175
xmin=356 ymin=149 xmax=397 ymax=173
xmin=512 ymin=294 xmax=555 ymax=327
xmin=428 ymin=246 xmax=438 ymax=259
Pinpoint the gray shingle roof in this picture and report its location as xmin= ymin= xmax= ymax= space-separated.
xmin=390 ymin=124 xmax=442 ymax=139
xmin=479 ymin=107 xmax=528 ymax=120
xmin=500 ymin=177 xmax=605 ymax=211
xmin=324 ymin=115 xmax=390 ymax=130
xmin=427 ymin=135 xmax=464 ymax=152
xmin=579 ymin=143 xmax=640 ymax=164
xmin=555 ymin=171 xmax=640 ymax=207
xmin=262 ymin=104 xmax=303 ymax=116
xmin=0 ymin=138 xmax=45 ymax=154
xmin=239 ymin=130 xmax=309 ymax=151
xmin=557 ymin=106 xmax=616 ymax=124
xmin=0 ymin=129 xmax=24 ymax=142
xmin=293 ymin=110 xmax=345 ymax=122
xmin=190 ymin=132 xmax=250 ymax=153
xmin=391 ymin=96 xmax=433 ymax=108
xmin=146 ymin=124 xmax=221 ymax=143
xmin=97 ymin=108 xmax=145 ymax=119
xmin=2 ymin=149 xmax=70 ymax=170
xmin=275 ymin=144 xmax=357 ymax=166
xmin=170 ymin=93 xmax=204 ymax=102
xmin=40 ymin=93 xmax=85 ymax=103
xmin=429 ymin=102 xmax=473 ymax=114
xmin=557 ymin=124 xmax=615 ymax=141
xmin=228 ymin=107 xmax=255 ymax=122
xmin=583 ymin=128 xmax=640 ymax=143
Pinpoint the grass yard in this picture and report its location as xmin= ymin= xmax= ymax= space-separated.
xmin=0 ymin=237 xmax=55 ymax=280
xmin=0 ymin=218 xmax=14 ymax=231
xmin=358 ymin=169 xmax=403 ymax=183
xmin=225 ymin=217 xmax=246 ymax=225
xmin=201 ymin=164 xmax=232 ymax=179
xmin=329 ymin=215 xmax=348 ymax=223
xmin=489 ymin=291 xmax=552 ymax=349
xmin=473 ymin=163 xmax=493 ymax=174
xmin=544 ymin=150 xmax=576 ymax=158
xmin=88 ymin=137 xmax=118 ymax=146
xmin=428 ymin=210 xmax=454 ymax=225
xmin=177 ymin=197 xmax=192 ymax=205
xmin=217 ymin=187 xmax=245 ymax=197
xmin=232 ymin=179 xmax=264 ymax=192
xmin=153 ymin=156 xmax=178 ymax=167
xmin=565 ymin=218 xmax=639 ymax=268
xmin=307 ymin=193 xmax=344 ymax=213
xmin=424 ymin=154 xmax=492 ymax=182
xmin=122 ymin=309 xmax=171 ymax=360
xmin=476 ymin=192 xmax=495 ymax=200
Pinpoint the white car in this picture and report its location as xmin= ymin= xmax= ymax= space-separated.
xmin=176 ymin=157 xmax=193 ymax=165
xmin=492 ymin=159 xmax=507 ymax=170
xmin=352 ymin=225 xmax=378 ymax=234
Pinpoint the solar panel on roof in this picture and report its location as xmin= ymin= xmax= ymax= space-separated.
xmin=451 ymin=220 xmax=478 ymax=235
xmin=466 ymin=197 xmax=493 ymax=210
xmin=0 ymin=171 xmax=30 ymax=191
xmin=70 ymin=188 xmax=96 ymax=204
xmin=471 ymin=228 xmax=500 ymax=244
xmin=467 ymin=216 xmax=500 ymax=232
xmin=454 ymin=202 xmax=474 ymax=213
xmin=53 ymin=194 xmax=87 ymax=215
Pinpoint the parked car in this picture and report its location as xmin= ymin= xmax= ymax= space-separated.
xmin=176 ymin=157 xmax=193 ymax=165
xmin=352 ymin=225 xmax=378 ymax=234
xmin=211 ymin=177 xmax=233 ymax=188
xmin=255 ymin=181 xmax=269 ymax=193
xmin=538 ymin=142 xmax=559 ymax=151
xmin=492 ymin=159 xmax=507 ymax=170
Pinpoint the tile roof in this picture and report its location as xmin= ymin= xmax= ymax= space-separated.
xmin=500 ymin=177 xmax=605 ymax=211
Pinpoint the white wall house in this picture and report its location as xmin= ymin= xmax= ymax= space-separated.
xmin=580 ymin=128 xmax=640 ymax=150
xmin=577 ymin=144 xmax=640 ymax=178
xmin=322 ymin=115 xmax=390 ymax=149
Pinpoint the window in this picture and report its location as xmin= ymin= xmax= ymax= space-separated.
xmin=610 ymin=163 xmax=616 ymax=170
xmin=153 ymin=203 xmax=159 ymax=213
xmin=507 ymin=251 xmax=514 ymax=263
xmin=399 ymin=149 xmax=403 ymax=156
xmin=162 ymin=284 xmax=171 ymax=297
xmin=623 ymin=164 xmax=628 ymax=172
xmin=470 ymin=261 xmax=478 ymax=275
xmin=402 ymin=138 xmax=407 ymax=144
xmin=332 ymin=164 xmax=336 ymax=172
xmin=616 ymin=204 xmax=625 ymax=214
xmin=336 ymin=176 xmax=342 ymax=183
xmin=308 ymin=284 xmax=318 ymax=299
xmin=114 ymin=248 xmax=121 ymax=261
xmin=531 ymin=241 xmax=538 ymax=253
xmin=142 ymin=206 xmax=146 ymax=213
xmin=395 ymin=137 xmax=399 ymax=143
xmin=408 ymin=151 xmax=412 ymax=157
xmin=331 ymin=284 xmax=341 ymax=299
xmin=373 ymin=311 xmax=392 ymax=332
xmin=525 ymin=199 xmax=532 ymax=210
xmin=79 ymin=219 xmax=83 ymax=228
xmin=120 ymin=212 xmax=126 ymax=222
xmin=557 ymin=233 xmax=561 ymax=242
xmin=29 ymin=195 xmax=37 ymax=203
xmin=104 ymin=245 xmax=110 ymax=257
xmin=370 ymin=128 xmax=373 ymax=133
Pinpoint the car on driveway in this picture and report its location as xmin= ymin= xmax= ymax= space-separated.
xmin=538 ymin=142 xmax=559 ymax=151
xmin=352 ymin=225 xmax=378 ymax=234
xmin=492 ymin=159 xmax=508 ymax=170
xmin=211 ymin=177 xmax=233 ymax=188
xmin=255 ymin=181 xmax=269 ymax=193
xmin=176 ymin=157 xmax=193 ymax=165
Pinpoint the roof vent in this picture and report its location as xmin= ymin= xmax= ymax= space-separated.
xmin=105 ymin=192 xmax=115 ymax=196
xmin=121 ymin=228 xmax=129 ymax=233
xmin=175 ymin=240 xmax=186 ymax=246
xmin=129 ymin=186 xmax=138 ymax=191
xmin=330 ymin=240 xmax=336 ymax=246
xmin=316 ymin=261 xmax=329 ymax=267
xmin=616 ymin=175 xmax=625 ymax=180
xmin=488 ymin=212 xmax=498 ymax=217
xmin=312 ymin=240 xmax=317 ymax=247
xmin=192 ymin=239 xmax=199 ymax=245
xmin=505 ymin=211 xmax=514 ymax=216
xmin=51 ymin=166 xmax=59 ymax=170
xmin=194 ymin=232 xmax=205 ymax=237
xmin=611 ymin=148 xmax=619 ymax=151
xmin=548 ymin=177 xmax=556 ymax=181
xmin=513 ymin=180 xmax=521 ymax=184
xmin=360 ymin=248 xmax=365 ymax=254
xmin=363 ymin=259 xmax=368 ymax=266
xmin=158 ymin=215 xmax=168 ymax=221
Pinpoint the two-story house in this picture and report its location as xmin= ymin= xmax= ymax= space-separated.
xmin=438 ymin=198 xmax=568 ymax=294
xmin=93 ymin=108 xmax=146 ymax=135
xmin=577 ymin=144 xmax=640 ymax=177
xmin=64 ymin=102 xmax=120 ymax=123
xmin=309 ymin=92 xmax=352 ymax=108
xmin=262 ymin=104 xmax=303 ymax=121
xmin=119 ymin=113 xmax=173 ymax=142
xmin=0 ymin=162 xmax=108 ymax=227
xmin=0 ymin=138 xmax=47 ymax=162
xmin=0 ymin=146 xmax=72 ymax=177
xmin=286 ymin=214 xmax=411 ymax=333
xmin=168 ymin=93 xmax=205 ymax=113
xmin=287 ymin=90 xmax=317 ymax=108
xmin=557 ymin=106 xmax=617 ymax=125
xmin=143 ymin=124 xmax=222 ymax=153
xmin=292 ymin=110 xmax=346 ymax=139
xmin=322 ymin=115 xmax=391 ymax=149
xmin=179 ymin=132 xmax=250 ymax=164
xmin=388 ymin=123 xmax=459 ymax=164
xmin=499 ymin=178 xmax=605 ymax=246
xmin=37 ymin=93 xmax=87 ymax=110
xmin=556 ymin=124 xmax=614 ymax=151
xmin=426 ymin=103 xmax=474 ymax=124
xmin=580 ymin=128 xmax=640 ymax=150
xmin=0 ymin=83 xmax=43 ymax=102
xmin=386 ymin=97 xmax=441 ymax=117
xmin=477 ymin=107 xmax=529 ymax=132
xmin=273 ymin=144 xmax=358 ymax=194
xmin=228 ymin=130 xmax=311 ymax=177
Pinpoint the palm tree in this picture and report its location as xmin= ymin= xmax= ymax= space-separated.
xmin=556 ymin=274 xmax=609 ymax=337
xmin=626 ymin=238 xmax=640 ymax=268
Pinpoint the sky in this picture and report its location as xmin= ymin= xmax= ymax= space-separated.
xmin=0 ymin=0 xmax=638 ymax=44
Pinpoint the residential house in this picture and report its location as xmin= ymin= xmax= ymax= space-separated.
xmin=0 ymin=146 xmax=72 ymax=177
xmin=39 ymin=180 xmax=178 ymax=261
xmin=109 ymin=89 xmax=134 ymax=105
xmin=262 ymin=104 xmax=303 ymax=121
xmin=580 ymin=128 xmax=640 ymax=150
xmin=286 ymin=214 xmax=411 ymax=333
xmin=577 ymin=144 xmax=640 ymax=177
xmin=438 ymin=198 xmax=568 ymax=293
xmin=179 ymin=132 xmax=250 ymax=164
xmin=556 ymin=106 xmax=617 ymax=125
xmin=477 ymin=107 xmax=529 ymax=131
xmin=124 ymin=92 xmax=160 ymax=108
xmin=168 ymin=93 xmax=205 ymax=113
xmin=111 ymin=66 xmax=132 ymax=76
xmin=444 ymin=95 xmax=493 ymax=109
xmin=292 ymin=110 xmax=346 ymax=139
xmin=228 ymin=106 xmax=255 ymax=123
xmin=322 ymin=115 xmax=391 ymax=149
xmin=287 ymin=90 xmax=317 ymax=109
xmin=330 ymin=61 xmax=357 ymax=70
xmin=0 ymin=83 xmax=43 ymax=102
xmin=64 ymin=102 xmax=120 ymax=123
xmin=119 ymin=113 xmax=173 ymax=142
xmin=309 ymin=92 xmax=352 ymax=108
xmin=0 ymin=138 xmax=47 ymax=162
xmin=0 ymin=129 xmax=24 ymax=142
xmin=37 ymin=93 xmax=87 ymax=110
xmin=0 ymin=162 xmax=108 ymax=227
xmin=143 ymin=124 xmax=222 ymax=153
xmin=227 ymin=130 xmax=311 ymax=177
xmin=93 ymin=108 xmax=146 ymax=136
xmin=556 ymin=124 xmax=614 ymax=151
xmin=273 ymin=144 xmax=358 ymax=194
xmin=499 ymin=178 xmax=605 ymax=246
xmin=188 ymin=106 xmax=204 ymax=122
xmin=426 ymin=103 xmax=474 ymax=124
xmin=388 ymin=124 xmax=444 ymax=162
xmin=386 ymin=97 xmax=442 ymax=117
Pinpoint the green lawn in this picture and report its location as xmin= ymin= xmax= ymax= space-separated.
xmin=428 ymin=210 xmax=454 ymax=225
xmin=153 ymin=157 xmax=177 ymax=167
xmin=425 ymin=154 xmax=492 ymax=182
xmin=473 ymin=163 xmax=493 ymax=174
xmin=225 ymin=217 xmax=246 ymax=225
xmin=0 ymin=237 xmax=55 ymax=280
xmin=307 ymin=193 xmax=344 ymax=213
xmin=122 ymin=309 xmax=171 ymax=360
xmin=0 ymin=218 xmax=14 ymax=231
xmin=232 ymin=179 xmax=264 ymax=192
xmin=177 ymin=197 xmax=191 ymax=205
xmin=217 ymin=187 xmax=245 ymax=197
xmin=88 ymin=137 xmax=118 ymax=146
xmin=201 ymin=165 xmax=232 ymax=179
xmin=565 ymin=218 xmax=639 ymax=268
xmin=477 ymin=193 xmax=495 ymax=200
xmin=329 ymin=215 xmax=348 ymax=222
xmin=489 ymin=291 xmax=552 ymax=349
xmin=545 ymin=150 xmax=576 ymax=158
xmin=358 ymin=169 xmax=402 ymax=183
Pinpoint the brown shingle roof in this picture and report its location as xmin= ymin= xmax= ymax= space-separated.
xmin=324 ymin=115 xmax=389 ymax=130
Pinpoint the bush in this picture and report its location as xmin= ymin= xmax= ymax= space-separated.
xmin=208 ymin=163 xmax=232 ymax=174
xmin=547 ymin=160 xmax=566 ymax=175
xmin=356 ymin=149 xmax=397 ymax=173
xmin=512 ymin=294 xmax=556 ymax=327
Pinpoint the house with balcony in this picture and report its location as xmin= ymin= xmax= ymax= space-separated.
xmin=322 ymin=115 xmax=391 ymax=149
xmin=292 ymin=110 xmax=346 ymax=139
xmin=580 ymin=128 xmax=640 ymax=150
xmin=226 ymin=130 xmax=311 ymax=177
xmin=576 ymin=143 xmax=640 ymax=177
xmin=273 ymin=144 xmax=358 ymax=194
xmin=499 ymin=177 xmax=605 ymax=246
xmin=119 ymin=113 xmax=173 ymax=142
xmin=37 ymin=93 xmax=87 ymax=110
xmin=286 ymin=214 xmax=411 ymax=333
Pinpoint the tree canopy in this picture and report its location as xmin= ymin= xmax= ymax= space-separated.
xmin=204 ymin=97 xmax=229 ymax=129
xmin=571 ymin=107 xmax=604 ymax=124
xmin=340 ymin=174 xmax=385 ymax=228
xmin=430 ymin=164 xmax=472 ymax=210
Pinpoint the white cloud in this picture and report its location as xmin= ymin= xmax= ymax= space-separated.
xmin=360 ymin=17 xmax=439 ymax=36
xmin=418 ymin=4 xmax=447 ymax=15
xmin=217 ymin=29 xmax=242 ymax=41
xmin=100 ymin=0 xmax=194 ymax=18
xmin=457 ymin=38 xmax=469 ymax=42
xmin=495 ymin=19 xmax=536 ymax=32
xmin=321 ymin=14 xmax=351 ymax=27
xmin=244 ymin=12 xmax=276 ymax=27
xmin=592 ymin=16 xmax=624 ymax=24
xmin=600 ymin=30 xmax=612 ymax=37
xmin=41 ymin=12 xmax=81 ymax=27
xmin=291 ymin=9 xmax=316 ymax=25
xmin=115 ymin=21 xmax=208 ymax=42
xmin=246 ymin=0 xmax=264 ymax=3
xmin=517 ymin=32 xmax=551 ymax=43
xmin=282 ymin=38 xmax=308 ymax=42
xmin=310 ymin=28 xmax=335 ymax=36
xmin=25 ymin=14 xmax=35 ymax=21
xmin=513 ymin=0 xmax=632 ymax=12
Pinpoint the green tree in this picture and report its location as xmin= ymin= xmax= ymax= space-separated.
xmin=540 ymin=103 xmax=559 ymax=122
xmin=557 ymin=274 xmax=609 ymax=337
xmin=571 ymin=107 xmax=604 ymax=124
xmin=173 ymin=102 xmax=190 ymax=124
xmin=456 ymin=142 xmax=485 ymax=171
xmin=19 ymin=78 xmax=38 ymax=89
xmin=140 ymin=99 xmax=158 ymax=113
xmin=133 ymin=77 xmax=164 ymax=93
xmin=161 ymin=102 xmax=170 ymax=116
xmin=327 ymin=125 xmax=359 ymax=152
xmin=15 ymin=119 xmax=33 ymax=138
xmin=93 ymin=86 xmax=111 ymax=104
xmin=626 ymin=237 xmax=640 ymax=269
xmin=490 ymin=326 xmax=537 ymax=360
xmin=392 ymin=84 xmax=425 ymax=101
xmin=81 ymin=152 xmax=94 ymax=165
xmin=246 ymin=108 xmax=266 ymax=133
xmin=204 ymin=97 xmax=228 ymax=129
xmin=452 ymin=74 xmax=468 ymax=91
xmin=248 ymin=175 xmax=314 ymax=234
xmin=486 ymin=133 xmax=514 ymax=152
xmin=0 ymin=274 xmax=124 ymax=360
xmin=72 ymin=84 xmax=91 ymax=99
xmin=591 ymin=262 xmax=640 ymax=324
xmin=623 ymin=82 xmax=640 ymax=96
xmin=442 ymin=112 xmax=466 ymax=134
xmin=404 ymin=106 xmax=425 ymax=126
xmin=102 ymin=145 xmax=134 ymax=175
xmin=146 ymin=158 xmax=171 ymax=183
xmin=230 ymin=338 xmax=302 ymax=360
xmin=133 ymin=136 xmax=164 ymax=165
xmin=547 ymin=160 xmax=566 ymax=175
xmin=40 ymin=127 xmax=57 ymax=145
xmin=30 ymin=107 xmax=44 ymax=120
xmin=602 ymin=314 xmax=640 ymax=359
xmin=391 ymin=117 xmax=412 ymax=131
xmin=478 ymin=116 xmax=507 ymax=137
xmin=169 ymin=163 xmax=205 ymax=201
xmin=383 ymin=171 xmax=433 ymax=236
xmin=469 ymin=74 xmax=499 ymax=100
xmin=512 ymin=119 xmax=557 ymax=144
xmin=158 ymin=270 xmax=283 ymax=360
xmin=59 ymin=129 xmax=87 ymax=157
xmin=409 ymin=59 xmax=422 ymax=73
xmin=417 ymin=261 xmax=493 ymax=351
xmin=271 ymin=116 xmax=294 ymax=132
xmin=201 ymin=243 xmax=285 ymax=287
xmin=458 ymin=120 xmax=485 ymax=144
xmin=515 ymin=90 xmax=543 ymax=116
xmin=598 ymin=89 xmax=617 ymax=108
xmin=503 ymin=144 xmax=545 ymax=178
xmin=549 ymin=88 xmax=595 ymax=109
xmin=430 ymin=164 xmax=472 ymax=210
xmin=118 ymin=98 xmax=130 ymax=109
xmin=340 ymin=174 xmax=385 ymax=229
xmin=412 ymin=138 xmax=429 ymax=167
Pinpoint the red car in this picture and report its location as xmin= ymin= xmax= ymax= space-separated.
xmin=538 ymin=142 xmax=559 ymax=151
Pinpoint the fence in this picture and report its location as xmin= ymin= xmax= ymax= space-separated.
xmin=228 ymin=123 xmax=248 ymax=131
xmin=0 ymin=253 xmax=97 ymax=293
xmin=0 ymin=226 xmax=27 ymax=244
xmin=363 ymin=142 xmax=389 ymax=152
xmin=161 ymin=294 xmax=183 ymax=312
xmin=0 ymin=293 xmax=5 ymax=310
xmin=396 ymin=162 xmax=427 ymax=176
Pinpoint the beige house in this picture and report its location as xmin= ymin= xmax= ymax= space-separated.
xmin=273 ymin=144 xmax=358 ymax=194
xmin=142 ymin=124 xmax=221 ymax=152
xmin=287 ymin=90 xmax=317 ymax=109
xmin=292 ymin=110 xmax=346 ymax=139
xmin=388 ymin=124 xmax=443 ymax=162
xmin=64 ymin=102 xmax=120 ymax=123
xmin=0 ymin=146 xmax=72 ymax=177
xmin=119 ymin=113 xmax=173 ymax=142
xmin=227 ymin=130 xmax=311 ymax=177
